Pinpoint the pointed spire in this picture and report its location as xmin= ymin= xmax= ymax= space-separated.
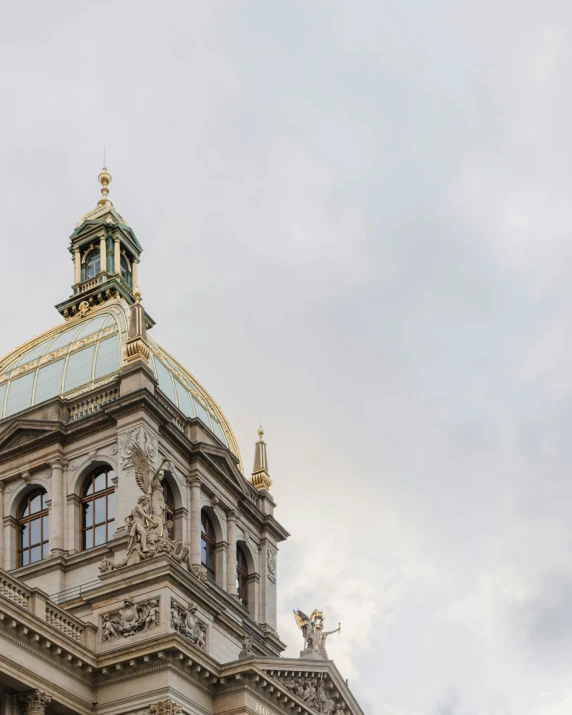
xmin=250 ymin=425 xmax=273 ymax=492
xmin=97 ymin=165 xmax=113 ymax=207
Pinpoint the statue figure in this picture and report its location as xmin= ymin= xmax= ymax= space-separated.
xmin=143 ymin=599 xmax=159 ymax=629
xmin=126 ymin=495 xmax=151 ymax=555
xmin=317 ymin=682 xmax=336 ymax=714
xmin=302 ymin=680 xmax=318 ymax=708
xmin=102 ymin=614 xmax=120 ymax=641
xmin=130 ymin=441 xmax=169 ymax=536
xmin=316 ymin=621 xmax=341 ymax=659
xmin=293 ymin=608 xmax=324 ymax=651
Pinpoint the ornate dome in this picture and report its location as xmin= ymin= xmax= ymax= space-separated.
xmin=0 ymin=301 xmax=240 ymax=462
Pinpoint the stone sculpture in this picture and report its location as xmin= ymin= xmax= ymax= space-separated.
xmin=294 ymin=609 xmax=341 ymax=657
xmin=274 ymin=673 xmax=345 ymax=715
xmin=170 ymin=599 xmax=207 ymax=651
xmin=239 ymin=632 xmax=254 ymax=658
xmin=101 ymin=597 xmax=160 ymax=640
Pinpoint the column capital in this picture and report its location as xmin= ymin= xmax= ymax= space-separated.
xmin=49 ymin=458 xmax=66 ymax=471
xmin=0 ymin=481 xmax=5 ymax=493
xmin=187 ymin=476 xmax=202 ymax=489
xmin=226 ymin=509 xmax=238 ymax=521
xmin=17 ymin=689 xmax=51 ymax=715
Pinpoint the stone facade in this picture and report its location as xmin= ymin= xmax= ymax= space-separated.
xmin=0 ymin=170 xmax=364 ymax=715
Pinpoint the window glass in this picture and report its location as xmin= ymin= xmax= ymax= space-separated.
xmin=48 ymin=326 xmax=82 ymax=352
xmin=34 ymin=359 xmax=65 ymax=404
xmin=16 ymin=340 xmax=53 ymax=367
xmin=94 ymin=335 xmax=120 ymax=379
xmin=174 ymin=379 xmax=195 ymax=419
xmin=86 ymin=251 xmax=100 ymax=279
xmin=5 ymin=372 xmax=35 ymax=417
xmin=80 ymin=466 xmax=116 ymax=551
xmin=154 ymin=357 xmax=176 ymax=404
xmin=210 ymin=416 xmax=228 ymax=446
xmin=193 ymin=397 xmax=211 ymax=429
xmin=74 ymin=315 xmax=110 ymax=340
xmin=63 ymin=345 xmax=96 ymax=392
xmin=17 ymin=489 xmax=49 ymax=567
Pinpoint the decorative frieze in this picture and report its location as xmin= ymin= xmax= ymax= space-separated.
xmin=101 ymin=597 xmax=160 ymax=641
xmin=170 ymin=598 xmax=207 ymax=651
xmin=272 ymin=674 xmax=345 ymax=715
xmin=149 ymin=700 xmax=182 ymax=715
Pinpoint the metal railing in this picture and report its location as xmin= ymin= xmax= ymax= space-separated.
xmin=49 ymin=578 xmax=101 ymax=605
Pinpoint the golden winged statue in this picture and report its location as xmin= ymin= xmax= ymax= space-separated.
xmin=293 ymin=608 xmax=324 ymax=651
xmin=130 ymin=442 xmax=169 ymax=533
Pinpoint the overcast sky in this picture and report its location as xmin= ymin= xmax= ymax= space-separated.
xmin=1 ymin=1 xmax=572 ymax=713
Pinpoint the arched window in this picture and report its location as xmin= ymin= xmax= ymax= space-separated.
xmin=17 ymin=489 xmax=49 ymax=567
xmin=85 ymin=250 xmax=101 ymax=280
xmin=120 ymin=255 xmax=132 ymax=287
xmin=237 ymin=544 xmax=248 ymax=605
xmin=164 ymin=481 xmax=175 ymax=540
xmin=80 ymin=466 xmax=115 ymax=550
xmin=201 ymin=511 xmax=216 ymax=582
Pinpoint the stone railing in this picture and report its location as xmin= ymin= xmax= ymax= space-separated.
xmin=0 ymin=573 xmax=30 ymax=609
xmin=69 ymin=384 xmax=120 ymax=420
xmin=45 ymin=605 xmax=84 ymax=642
xmin=0 ymin=569 xmax=91 ymax=646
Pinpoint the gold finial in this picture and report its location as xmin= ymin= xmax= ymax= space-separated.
xmin=134 ymin=289 xmax=142 ymax=303
xmin=258 ymin=425 xmax=264 ymax=441
xmin=97 ymin=164 xmax=112 ymax=206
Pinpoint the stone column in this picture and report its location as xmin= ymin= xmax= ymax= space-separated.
xmin=18 ymin=690 xmax=51 ymax=715
xmin=99 ymin=234 xmax=107 ymax=275
xmin=49 ymin=460 xmax=65 ymax=555
xmin=73 ymin=248 xmax=81 ymax=284
xmin=114 ymin=237 xmax=121 ymax=275
xmin=226 ymin=510 xmax=237 ymax=595
xmin=132 ymin=258 xmax=139 ymax=292
xmin=0 ymin=482 xmax=4 ymax=570
xmin=189 ymin=477 xmax=202 ymax=567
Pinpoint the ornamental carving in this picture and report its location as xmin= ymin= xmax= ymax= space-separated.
xmin=267 ymin=548 xmax=276 ymax=583
xmin=101 ymin=597 xmax=160 ymax=640
xmin=149 ymin=700 xmax=182 ymax=715
xmin=13 ymin=690 xmax=51 ymax=715
xmin=170 ymin=599 xmax=207 ymax=651
xmin=272 ymin=674 xmax=345 ymax=715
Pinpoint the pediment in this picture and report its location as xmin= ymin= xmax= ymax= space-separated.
xmin=258 ymin=659 xmax=364 ymax=715
xmin=202 ymin=447 xmax=252 ymax=497
xmin=0 ymin=419 xmax=61 ymax=453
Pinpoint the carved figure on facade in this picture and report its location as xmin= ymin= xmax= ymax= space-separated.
xmin=294 ymin=609 xmax=341 ymax=658
xmin=149 ymin=700 xmax=182 ymax=715
xmin=239 ymin=632 xmax=254 ymax=658
xmin=170 ymin=599 xmax=207 ymax=651
xmin=101 ymin=597 xmax=160 ymax=640
xmin=273 ymin=674 xmax=344 ymax=715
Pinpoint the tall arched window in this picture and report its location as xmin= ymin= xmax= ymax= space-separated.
xmin=237 ymin=544 xmax=248 ymax=605
xmin=85 ymin=250 xmax=101 ymax=280
xmin=164 ymin=481 xmax=175 ymax=540
xmin=80 ymin=466 xmax=115 ymax=550
xmin=17 ymin=489 xmax=49 ymax=567
xmin=120 ymin=254 xmax=132 ymax=287
xmin=201 ymin=511 xmax=216 ymax=582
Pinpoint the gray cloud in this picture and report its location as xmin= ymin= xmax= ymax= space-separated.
xmin=1 ymin=1 xmax=572 ymax=713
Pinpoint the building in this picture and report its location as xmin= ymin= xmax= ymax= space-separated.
xmin=0 ymin=169 xmax=364 ymax=715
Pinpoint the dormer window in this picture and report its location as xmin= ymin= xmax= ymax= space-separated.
xmin=120 ymin=254 xmax=132 ymax=288
xmin=85 ymin=249 xmax=100 ymax=280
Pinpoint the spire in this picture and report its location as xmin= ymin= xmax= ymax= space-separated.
xmin=250 ymin=425 xmax=273 ymax=492
xmin=97 ymin=165 xmax=112 ymax=207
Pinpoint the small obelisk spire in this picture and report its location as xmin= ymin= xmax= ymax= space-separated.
xmin=250 ymin=425 xmax=272 ymax=492
xmin=97 ymin=163 xmax=113 ymax=207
